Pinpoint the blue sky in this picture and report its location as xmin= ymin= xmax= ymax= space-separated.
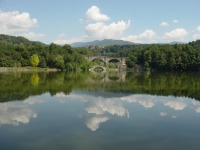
xmin=0 ymin=0 xmax=200 ymax=44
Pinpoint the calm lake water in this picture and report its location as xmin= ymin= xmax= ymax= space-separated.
xmin=0 ymin=71 xmax=200 ymax=150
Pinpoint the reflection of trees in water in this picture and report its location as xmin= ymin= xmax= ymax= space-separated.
xmin=91 ymin=73 xmax=106 ymax=81
xmin=0 ymin=72 xmax=88 ymax=102
xmin=1 ymin=72 xmax=200 ymax=102
xmin=0 ymin=94 xmax=30 ymax=102
xmin=107 ymin=72 xmax=119 ymax=81
xmin=30 ymin=73 xmax=40 ymax=86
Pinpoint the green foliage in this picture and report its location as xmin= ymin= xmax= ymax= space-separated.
xmin=38 ymin=57 xmax=46 ymax=68
xmin=1 ymin=34 xmax=200 ymax=71
xmin=126 ymin=55 xmax=137 ymax=68
xmin=107 ymin=62 xmax=117 ymax=68
xmin=0 ymin=35 xmax=90 ymax=71
xmin=0 ymin=34 xmax=45 ymax=46
xmin=55 ymin=55 xmax=65 ymax=69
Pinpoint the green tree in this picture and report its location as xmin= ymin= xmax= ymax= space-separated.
xmin=30 ymin=54 xmax=40 ymax=67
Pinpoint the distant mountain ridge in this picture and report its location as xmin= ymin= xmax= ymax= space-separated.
xmin=169 ymin=41 xmax=185 ymax=45
xmin=70 ymin=39 xmax=134 ymax=47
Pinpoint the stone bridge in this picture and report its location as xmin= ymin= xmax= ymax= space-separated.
xmin=84 ymin=56 xmax=127 ymax=65
xmin=85 ymin=56 xmax=127 ymax=70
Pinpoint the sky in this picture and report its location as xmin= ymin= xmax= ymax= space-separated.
xmin=0 ymin=0 xmax=200 ymax=44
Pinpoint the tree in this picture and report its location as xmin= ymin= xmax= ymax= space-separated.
xmin=30 ymin=54 xmax=40 ymax=67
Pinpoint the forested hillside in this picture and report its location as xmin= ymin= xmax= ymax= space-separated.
xmin=0 ymin=34 xmax=45 ymax=46
xmin=0 ymin=34 xmax=92 ymax=70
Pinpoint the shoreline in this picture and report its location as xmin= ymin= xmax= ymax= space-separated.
xmin=0 ymin=67 xmax=59 ymax=72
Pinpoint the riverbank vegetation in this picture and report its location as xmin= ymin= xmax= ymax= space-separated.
xmin=0 ymin=34 xmax=92 ymax=71
xmin=1 ymin=34 xmax=200 ymax=71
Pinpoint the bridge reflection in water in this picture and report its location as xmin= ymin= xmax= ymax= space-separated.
xmin=86 ymin=71 xmax=126 ymax=83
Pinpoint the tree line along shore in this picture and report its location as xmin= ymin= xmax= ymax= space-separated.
xmin=0 ymin=34 xmax=200 ymax=71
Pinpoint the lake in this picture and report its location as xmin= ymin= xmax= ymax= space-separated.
xmin=0 ymin=71 xmax=200 ymax=150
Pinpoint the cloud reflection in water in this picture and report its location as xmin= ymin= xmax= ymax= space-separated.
xmin=55 ymin=92 xmax=199 ymax=131
xmin=83 ymin=116 xmax=109 ymax=131
xmin=0 ymin=103 xmax=37 ymax=126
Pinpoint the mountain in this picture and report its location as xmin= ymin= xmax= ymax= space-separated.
xmin=0 ymin=34 xmax=46 ymax=46
xmin=71 ymin=39 xmax=134 ymax=47
xmin=169 ymin=41 xmax=185 ymax=45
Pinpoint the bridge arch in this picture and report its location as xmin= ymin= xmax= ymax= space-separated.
xmin=107 ymin=58 xmax=121 ymax=63
xmin=91 ymin=58 xmax=106 ymax=66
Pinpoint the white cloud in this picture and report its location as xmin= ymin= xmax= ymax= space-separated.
xmin=160 ymin=22 xmax=169 ymax=26
xmin=53 ymin=6 xmax=131 ymax=44
xmin=121 ymin=30 xmax=156 ymax=43
xmin=192 ymin=26 xmax=200 ymax=40
xmin=54 ymin=20 xmax=131 ymax=44
xmin=57 ymin=33 xmax=66 ymax=39
xmin=0 ymin=103 xmax=37 ymax=126
xmin=160 ymin=112 xmax=167 ymax=117
xmin=163 ymin=28 xmax=188 ymax=41
xmin=81 ymin=6 xmax=110 ymax=22
xmin=173 ymin=20 xmax=179 ymax=23
xmin=193 ymin=34 xmax=200 ymax=40
xmin=20 ymin=32 xmax=45 ymax=40
xmin=83 ymin=116 xmax=109 ymax=131
xmin=0 ymin=10 xmax=37 ymax=34
xmin=84 ymin=20 xmax=130 ymax=40
xmin=196 ymin=26 xmax=200 ymax=32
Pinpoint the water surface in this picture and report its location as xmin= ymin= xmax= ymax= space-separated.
xmin=0 ymin=71 xmax=200 ymax=150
